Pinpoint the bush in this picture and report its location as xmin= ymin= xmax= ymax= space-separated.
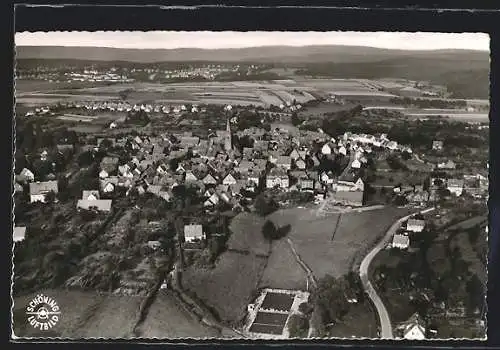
xmin=255 ymin=193 xmax=279 ymax=216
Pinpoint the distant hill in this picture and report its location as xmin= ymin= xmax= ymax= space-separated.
xmin=15 ymin=45 xmax=489 ymax=64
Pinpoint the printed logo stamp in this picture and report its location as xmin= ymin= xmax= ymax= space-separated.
xmin=25 ymin=294 xmax=61 ymax=331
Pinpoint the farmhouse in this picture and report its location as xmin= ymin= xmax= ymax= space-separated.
xmin=77 ymin=199 xmax=112 ymax=212
xmin=407 ymin=219 xmax=425 ymax=233
xmin=29 ymin=181 xmax=59 ymax=203
xmin=13 ymin=226 xmax=26 ymax=243
xmin=392 ymin=234 xmax=410 ymax=249
xmin=184 ymin=224 xmax=206 ymax=243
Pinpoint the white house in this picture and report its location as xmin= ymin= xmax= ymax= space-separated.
xmin=20 ymin=168 xmax=35 ymax=182
xmin=103 ymin=182 xmax=115 ymax=193
xmin=184 ymin=224 xmax=206 ymax=243
xmin=338 ymin=146 xmax=347 ymax=156
xmin=392 ymin=234 xmax=410 ymax=249
xmin=403 ymin=323 xmax=426 ymax=340
xmin=351 ymin=159 xmax=361 ymax=169
xmin=77 ymin=199 xmax=112 ymax=212
xmin=13 ymin=226 xmax=26 ymax=243
xmin=407 ymin=219 xmax=425 ymax=233
xmin=222 ymin=173 xmax=237 ymax=185
xmin=295 ymin=158 xmax=306 ymax=170
xmin=321 ymin=143 xmax=332 ymax=155
xmin=447 ymin=179 xmax=464 ymax=196
xmin=99 ymin=169 xmax=109 ymax=179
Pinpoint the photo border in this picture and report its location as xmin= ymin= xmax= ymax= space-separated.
xmin=6 ymin=1 xmax=500 ymax=348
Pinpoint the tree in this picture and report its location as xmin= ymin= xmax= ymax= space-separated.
xmin=287 ymin=314 xmax=309 ymax=338
xmin=262 ymin=220 xmax=278 ymax=240
xmin=254 ymin=193 xmax=279 ymax=216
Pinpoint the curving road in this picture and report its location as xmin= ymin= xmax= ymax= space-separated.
xmin=359 ymin=207 xmax=435 ymax=339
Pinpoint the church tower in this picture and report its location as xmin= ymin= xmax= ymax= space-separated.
xmin=224 ymin=118 xmax=232 ymax=151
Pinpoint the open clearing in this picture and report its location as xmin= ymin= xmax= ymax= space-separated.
xmin=226 ymin=212 xmax=270 ymax=256
xmin=268 ymin=206 xmax=410 ymax=279
xmin=136 ymin=290 xmax=221 ymax=338
xmin=13 ymin=289 xmax=144 ymax=338
xmin=182 ymin=252 xmax=268 ymax=325
xmin=259 ymin=238 xmax=308 ymax=291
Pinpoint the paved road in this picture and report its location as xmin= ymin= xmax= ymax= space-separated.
xmin=359 ymin=207 xmax=435 ymax=339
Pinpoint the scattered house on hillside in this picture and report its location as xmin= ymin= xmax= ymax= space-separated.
xmin=432 ymin=140 xmax=444 ymax=151
xmin=437 ymin=160 xmax=456 ymax=170
xmin=13 ymin=226 xmax=26 ymax=243
xmin=184 ymin=224 xmax=206 ymax=243
xmin=204 ymin=192 xmax=220 ymax=207
xmin=332 ymin=189 xmax=364 ymax=207
xmin=447 ymin=179 xmax=465 ymax=196
xmin=338 ymin=146 xmax=347 ymax=156
xmin=392 ymin=234 xmax=410 ymax=249
xmin=18 ymin=168 xmax=35 ymax=182
xmin=101 ymin=178 xmax=117 ymax=193
xmin=29 ymin=181 xmax=59 ymax=203
xmin=401 ymin=313 xmax=426 ymax=340
xmin=407 ymin=219 xmax=425 ymax=233
xmin=14 ymin=182 xmax=23 ymax=193
xmin=82 ymin=190 xmax=100 ymax=201
xmin=77 ymin=199 xmax=112 ymax=212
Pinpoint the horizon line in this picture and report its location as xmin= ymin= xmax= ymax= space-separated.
xmin=16 ymin=44 xmax=489 ymax=52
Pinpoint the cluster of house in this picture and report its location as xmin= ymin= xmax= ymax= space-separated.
xmin=391 ymin=218 xmax=426 ymax=249
xmin=25 ymin=101 xmax=205 ymax=118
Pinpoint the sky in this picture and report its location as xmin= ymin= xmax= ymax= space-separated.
xmin=15 ymin=31 xmax=490 ymax=51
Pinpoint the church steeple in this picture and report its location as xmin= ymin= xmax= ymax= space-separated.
xmin=224 ymin=118 xmax=232 ymax=151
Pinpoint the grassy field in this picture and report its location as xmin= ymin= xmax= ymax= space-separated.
xmin=135 ymin=290 xmax=221 ymax=339
xmin=259 ymin=239 xmax=308 ymax=291
xmin=226 ymin=212 xmax=271 ymax=256
xmin=12 ymin=289 xmax=143 ymax=338
xmin=326 ymin=300 xmax=378 ymax=339
xmin=182 ymin=252 xmax=268 ymax=325
xmin=268 ymin=207 xmax=409 ymax=280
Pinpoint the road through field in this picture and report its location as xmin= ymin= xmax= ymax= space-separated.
xmin=359 ymin=207 xmax=435 ymax=339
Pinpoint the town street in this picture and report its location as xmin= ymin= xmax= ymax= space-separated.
xmin=359 ymin=207 xmax=435 ymax=339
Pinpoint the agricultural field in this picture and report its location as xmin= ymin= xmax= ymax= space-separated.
xmin=135 ymin=290 xmax=221 ymax=339
xmin=182 ymin=252 xmax=268 ymax=325
xmin=12 ymin=290 xmax=144 ymax=338
xmin=268 ymin=206 xmax=410 ymax=280
xmin=326 ymin=300 xmax=378 ymax=338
